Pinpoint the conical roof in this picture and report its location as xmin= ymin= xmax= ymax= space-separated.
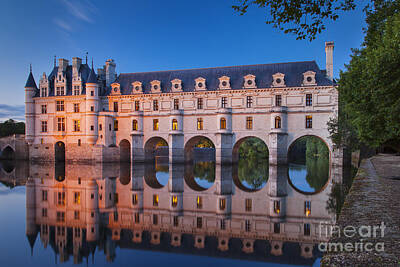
xmin=87 ymin=67 xmax=97 ymax=84
xmin=25 ymin=71 xmax=37 ymax=88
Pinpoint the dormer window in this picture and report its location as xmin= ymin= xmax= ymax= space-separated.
xmin=272 ymin=73 xmax=285 ymax=87
xmin=302 ymin=71 xmax=316 ymax=86
xmin=132 ymin=81 xmax=143 ymax=94
xmin=195 ymin=77 xmax=206 ymax=91
xmin=171 ymin=79 xmax=182 ymax=92
xmin=244 ymin=74 xmax=256 ymax=89
xmin=41 ymin=87 xmax=47 ymax=97
xmin=218 ymin=76 xmax=230 ymax=90
xmin=151 ymin=80 xmax=161 ymax=93
xmin=73 ymin=85 xmax=80 ymax=95
xmin=111 ymin=83 xmax=121 ymax=95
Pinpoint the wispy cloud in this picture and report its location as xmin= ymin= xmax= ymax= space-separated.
xmin=61 ymin=0 xmax=96 ymax=23
xmin=54 ymin=0 xmax=98 ymax=33
xmin=0 ymin=104 xmax=25 ymax=122
xmin=53 ymin=18 xmax=73 ymax=32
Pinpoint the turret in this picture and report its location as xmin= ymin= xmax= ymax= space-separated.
xmin=26 ymin=177 xmax=38 ymax=255
xmin=25 ymin=67 xmax=37 ymax=145
xmin=85 ymin=63 xmax=99 ymax=145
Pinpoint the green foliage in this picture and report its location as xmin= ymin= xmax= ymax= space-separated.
xmin=232 ymin=0 xmax=356 ymax=40
xmin=0 ymin=119 xmax=25 ymax=137
xmin=305 ymin=157 xmax=329 ymax=191
xmin=238 ymin=158 xmax=269 ymax=189
xmin=193 ymin=161 xmax=215 ymax=182
xmin=195 ymin=139 xmax=214 ymax=148
xmin=238 ymin=137 xmax=269 ymax=160
xmin=289 ymin=136 xmax=329 ymax=163
xmin=339 ymin=0 xmax=400 ymax=151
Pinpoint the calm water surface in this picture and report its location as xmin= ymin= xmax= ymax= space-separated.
xmin=0 ymin=157 xmax=334 ymax=267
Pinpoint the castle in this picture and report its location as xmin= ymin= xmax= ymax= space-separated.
xmin=24 ymin=42 xmax=340 ymax=165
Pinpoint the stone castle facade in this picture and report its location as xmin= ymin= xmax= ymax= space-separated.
xmin=24 ymin=42 xmax=339 ymax=164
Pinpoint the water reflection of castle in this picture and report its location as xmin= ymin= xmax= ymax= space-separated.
xmin=22 ymin=162 xmax=339 ymax=265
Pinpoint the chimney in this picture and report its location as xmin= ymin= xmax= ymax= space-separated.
xmin=72 ymin=57 xmax=82 ymax=76
xmin=105 ymin=59 xmax=116 ymax=87
xmin=325 ymin=41 xmax=334 ymax=80
xmin=58 ymin=58 xmax=69 ymax=72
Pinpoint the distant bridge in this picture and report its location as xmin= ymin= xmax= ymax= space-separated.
xmin=0 ymin=134 xmax=29 ymax=160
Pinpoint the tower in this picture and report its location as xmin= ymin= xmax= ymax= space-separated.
xmin=325 ymin=41 xmax=334 ymax=80
xmin=25 ymin=66 xmax=37 ymax=145
xmin=85 ymin=63 xmax=99 ymax=145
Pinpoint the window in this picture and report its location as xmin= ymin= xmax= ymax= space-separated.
xmin=246 ymin=96 xmax=253 ymax=108
xmin=220 ymin=219 xmax=226 ymax=230
xmin=153 ymin=214 xmax=158 ymax=225
xmin=197 ymin=98 xmax=203 ymax=109
xmin=132 ymin=194 xmax=138 ymax=205
xmin=245 ymin=220 xmax=251 ymax=232
xmin=274 ymin=223 xmax=280 ymax=233
xmin=196 ymin=196 xmax=202 ymax=209
xmin=109 ymin=124 xmax=112 ymax=131
xmin=153 ymin=194 xmax=159 ymax=206
xmin=197 ymin=217 xmax=202 ymax=228
xmin=304 ymin=201 xmax=311 ymax=216
xmin=56 ymin=212 xmax=65 ymax=222
xmin=153 ymin=100 xmax=158 ymax=111
xmin=42 ymin=208 xmax=47 ymax=217
xmin=275 ymin=95 xmax=282 ymax=106
xmin=220 ymin=118 xmax=226 ymax=130
xmin=173 ymin=216 xmax=179 ymax=227
xmin=56 ymin=86 xmax=64 ymax=96
xmin=172 ymin=119 xmax=178 ymax=131
xmin=245 ymin=199 xmax=252 ymax=212
xmin=90 ymin=106 xmax=94 ymax=112
xmin=114 ymin=120 xmax=118 ymax=131
xmin=304 ymin=224 xmax=311 ymax=236
xmin=78 ymin=139 xmax=81 ymax=146
xmin=57 ymin=117 xmax=65 ymax=131
xmin=273 ymin=200 xmax=280 ymax=214
xmin=197 ymin=118 xmax=203 ymax=130
xmin=174 ymin=99 xmax=179 ymax=110
xmin=306 ymin=94 xmax=312 ymax=106
xmin=132 ymin=120 xmax=138 ymax=131
xmin=73 ymin=120 xmax=80 ymax=132
xmin=74 ymin=228 xmax=80 ymax=238
xmin=73 ymin=85 xmax=80 ymax=95
xmin=56 ymin=100 xmax=64 ymax=111
xmin=134 ymin=213 xmax=140 ymax=223
xmin=135 ymin=101 xmax=140 ymax=111
xmin=42 ymin=190 xmax=48 ymax=201
xmin=219 ymin=198 xmax=226 ymax=210
xmin=74 ymin=192 xmax=81 ymax=204
xmin=99 ymin=124 xmax=102 ymax=131
xmin=306 ymin=115 xmax=312 ymax=128
xmin=171 ymin=195 xmax=178 ymax=207
xmin=114 ymin=193 xmax=119 ymax=204
xmin=113 ymin=102 xmax=118 ymax=112
xmin=41 ymin=105 xmax=47 ymax=114
xmin=73 ymin=103 xmax=79 ymax=113
xmin=90 ymin=90 xmax=94 ymax=96
xmin=275 ymin=116 xmax=281 ymax=129
xmin=41 ymin=121 xmax=47 ymax=132
xmin=221 ymin=97 xmax=227 ymax=108
xmin=153 ymin=119 xmax=159 ymax=131
xmin=57 ymin=192 xmax=66 ymax=206
xmin=74 ymin=211 xmax=80 ymax=220
xmin=114 ymin=211 xmax=118 ymax=222
xmin=246 ymin=117 xmax=253 ymax=129
xmin=41 ymin=87 xmax=47 ymax=97
xmin=90 ymin=125 xmax=94 ymax=131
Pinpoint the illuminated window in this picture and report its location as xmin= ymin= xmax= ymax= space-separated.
xmin=172 ymin=195 xmax=178 ymax=207
xmin=246 ymin=96 xmax=253 ymax=108
xmin=273 ymin=200 xmax=280 ymax=214
xmin=113 ymin=101 xmax=118 ymax=112
xmin=275 ymin=116 xmax=281 ymax=129
xmin=135 ymin=101 xmax=140 ymax=111
xmin=197 ymin=217 xmax=202 ymax=228
xmin=219 ymin=198 xmax=226 ymax=210
xmin=197 ymin=98 xmax=203 ymax=109
xmin=174 ymin=99 xmax=179 ymax=110
xmin=57 ymin=117 xmax=65 ymax=131
xmin=306 ymin=115 xmax=313 ymax=128
xmin=221 ymin=97 xmax=227 ymax=108
xmin=304 ymin=201 xmax=311 ymax=216
xmin=245 ymin=199 xmax=252 ymax=212
xmin=153 ymin=100 xmax=158 ymax=111
xmin=275 ymin=95 xmax=282 ymax=106
xmin=132 ymin=194 xmax=138 ymax=205
xmin=132 ymin=120 xmax=138 ymax=131
xmin=172 ymin=119 xmax=178 ymax=131
xmin=56 ymin=100 xmax=64 ymax=111
xmin=304 ymin=223 xmax=311 ymax=236
xmin=114 ymin=120 xmax=118 ymax=131
xmin=153 ymin=119 xmax=159 ymax=131
xmin=246 ymin=117 xmax=253 ymax=129
xmin=306 ymin=94 xmax=312 ymax=106
xmin=73 ymin=103 xmax=79 ymax=113
xmin=196 ymin=196 xmax=202 ymax=209
xmin=74 ymin=192 xmax=81 ymax=204
xmin=153 ymin=194 xmax=159 ymax=206
xmin=42 ymin=190 xmax=48 ymax=201
xmin=41 ymin=121 xmax=47 ymax=132
xmin=220 ymin=118 xmax=226 ymax=130
xmin=245 ymin=220 xmax=251 ymax=232
xmin=274 ymin=223 xmax=280 ymax=233
xmin=197 ymin=118 xmax=203 ymax=130
xmin=41 ymin=105 xmax=47 ymax=114
xmin=73 ymin=120 xmax=80 ymax=132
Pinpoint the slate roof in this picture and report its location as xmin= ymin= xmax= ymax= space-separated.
xmin=25 ymin=72 xmax=37 ymax=89
xmin=87 ymin=67 xmax=97 ymax=83
xmin=112 ymin=61 xmax=334 ymax=95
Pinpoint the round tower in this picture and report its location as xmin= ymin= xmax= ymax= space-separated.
xmin=25 ymin=67 xmax=37 ymax=145
xmin=85 ymin=64 xmax=99 ymax=145
xmin=86 ymin=179 xmax=99 ymax=242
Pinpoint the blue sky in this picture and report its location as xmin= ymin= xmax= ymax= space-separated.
xmin=0 ymin=0 xmax=366 ymax=121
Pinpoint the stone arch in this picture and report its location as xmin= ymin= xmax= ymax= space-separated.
xmin=144 ymin=136 xmax=169 ymax=163
xmin=184 ymin=135 xmax=215 ymax=163
xmin=119 ymin=139 xmax=131 ymax=163
xmin=232 ymin=136 xmax=269 ymax=163
xmin=1 ymin=145 xmax=15 ymax=160
xmin=54 ymin=141 xmax=65 ymax=162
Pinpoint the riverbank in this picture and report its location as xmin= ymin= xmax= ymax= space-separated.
xmin=321 ymin=154 xmax=400 ymax=266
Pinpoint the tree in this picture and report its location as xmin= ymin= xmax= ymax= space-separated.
xmin=0 ymin=119 xmax=25 ymax=137
xmin=232 ymin=0 xmax=357 ymax=40
xmin=338 ymin=0 xmax=400 ymax=151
